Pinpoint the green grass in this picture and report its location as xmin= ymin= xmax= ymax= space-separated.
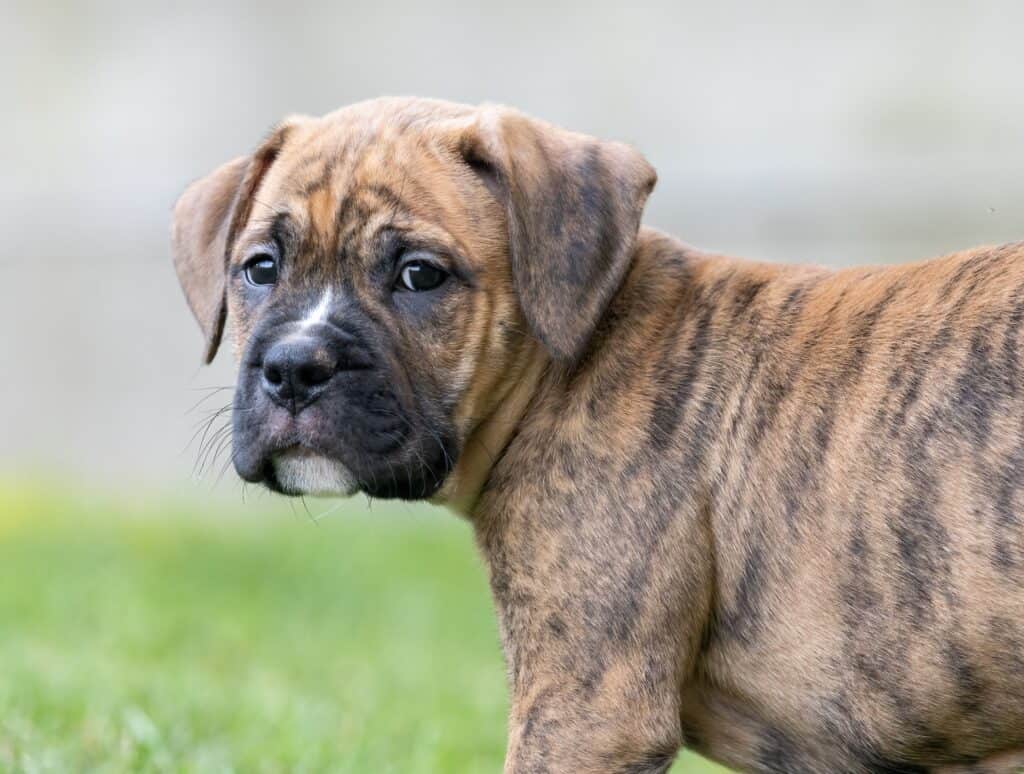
xmin=0 ymin=481 xmax=729 ymax=773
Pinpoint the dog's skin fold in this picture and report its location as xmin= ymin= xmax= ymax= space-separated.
xmin=171 ymin=97 xmax=1024 ymax=773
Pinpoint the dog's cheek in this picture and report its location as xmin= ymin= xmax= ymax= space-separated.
xmin=447 ymin=285 xmax=530 ymax=439
xmin=227 ymin=291 xmax=259 ymax=360
xmin=230 ymin=373 xmax=267 ymax=480
xmin=397 ymin=287 xmax=478 ymax=407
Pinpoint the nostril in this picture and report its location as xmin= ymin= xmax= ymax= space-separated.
xmin=263 ymin=363 xmax=283 ymax=386
xmin=296 ymin=361 xmax=334 ymax=388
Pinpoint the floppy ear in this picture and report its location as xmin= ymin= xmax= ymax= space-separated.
xmin=170 ymin=123 xmax=296 ymax=363
xmin=460 ymin=106 xmax=656 ymax=363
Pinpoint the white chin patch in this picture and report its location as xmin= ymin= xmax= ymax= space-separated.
xmin=272 ymin=449 xmax=357 ymax=497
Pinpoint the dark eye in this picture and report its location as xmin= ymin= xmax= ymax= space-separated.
xmin=397 ymin=260 xmax=448 ymax=292
xmin=244 ymin=255 xmax=278 ymax=286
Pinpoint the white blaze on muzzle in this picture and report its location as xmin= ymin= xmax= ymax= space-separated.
xmin=300 ymin=288 xmax=333 ymax=330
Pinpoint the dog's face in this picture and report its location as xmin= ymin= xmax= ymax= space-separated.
xmin=171 ymin=98 xmax=655 ymax=500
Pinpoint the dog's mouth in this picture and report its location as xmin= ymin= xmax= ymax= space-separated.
xmin=232 ymin=402 xmax=458 ymax=500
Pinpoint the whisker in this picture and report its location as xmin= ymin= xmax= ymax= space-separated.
xmin=194 ymin=421 xmax=234 ymax=477
xmin=214 ymin=444 xmax=239 ymax=486
xmin=300 ymin=496 xmax=317 ymax=525
xmin=197 ymin=428 xmax=234 ymax=480
xmin=190 ymin=404 xmax=235 ymax=431
xmin=187 ymin=421 xmax=227 ymax=472
xmin=185 ymin=387 xmax=236 ymax=415
xmin=312 ymin=499 xmax=347 ymax=523
xmin=183 ymin=409 xmax=224 ymax=456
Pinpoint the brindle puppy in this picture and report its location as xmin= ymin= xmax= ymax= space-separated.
xmin=171 ymin=97 xmax=1024 ymax=773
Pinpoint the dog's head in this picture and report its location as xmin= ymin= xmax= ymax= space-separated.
xmin=171 ymin=98 xmax=655 ymax=501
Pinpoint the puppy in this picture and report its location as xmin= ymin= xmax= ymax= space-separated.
xmin=172 ymin=97 xmax=1024 ymax=773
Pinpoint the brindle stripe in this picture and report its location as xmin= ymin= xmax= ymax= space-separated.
xmin=719 ymin=539 xmax=767 ymax=645
xmin=756 ymin=727 xmax=815 ymax=774
xmin=777 ymin=282 xmax=896 ymax=529
xmin=646 ymin=278 xmax=725 ymax=452
xmin=952 ymin=328 xmax=1001 ymax=447
xmin=889 ymin=255 xmax=1002 ymax=430
xmin=944 ymin=640 xmax=985 ymax=713
xmin=730 ymin=277 xmax=769 ymax=318
xmin=993 ymin=422 xmax=1024 ymax=571
xmin=813 ymin=279 xmax=904 ymax=454
xmin=299 ymin=157 xmax=336 ymax=197
xmin=745 ymin=283 xmax=814 ymax=450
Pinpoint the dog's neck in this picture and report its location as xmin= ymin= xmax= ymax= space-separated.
xmin=434 ymin=338 xmax=551 ymax=515
xmin=437 ymin=227 xmax=704 ymax=517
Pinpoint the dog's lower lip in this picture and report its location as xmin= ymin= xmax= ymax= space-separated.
xmin=260 ymin=460 xmax=284 ymax=492
xmin=278 ymin=445 xmax=319 ymax=459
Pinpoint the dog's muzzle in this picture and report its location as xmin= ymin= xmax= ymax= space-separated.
xmin=230 ymin=311 xmax=455 ymax=500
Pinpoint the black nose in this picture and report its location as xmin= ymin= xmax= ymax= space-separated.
xmin=261 ymin=337 xmax=337 ymax=412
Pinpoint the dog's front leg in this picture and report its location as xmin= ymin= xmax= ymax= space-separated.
xmin=485 ymin=521 xmax=711 ymax=774
xmin=503 ymin=672 xmax=682 ymax=774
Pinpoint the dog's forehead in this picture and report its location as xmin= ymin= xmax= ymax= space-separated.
xmin=252 ymin=99 xmax=490 ymax=268
xmin=272 ymin=97 xmax=477 ymax=194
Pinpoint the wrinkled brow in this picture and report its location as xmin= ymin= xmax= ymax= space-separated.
xmin=267 ymin=211 xmax=299 ymax=253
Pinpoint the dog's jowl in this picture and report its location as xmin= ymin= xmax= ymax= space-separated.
xmin=172 ymin=98 xmax=1024 ymax=773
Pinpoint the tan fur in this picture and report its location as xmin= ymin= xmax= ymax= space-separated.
xmin=172 ymin=98 xmax=1024 ymax=773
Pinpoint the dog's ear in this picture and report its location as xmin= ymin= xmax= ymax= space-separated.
xmin=170 ymin=122 xmax=297 ymax=363
xmin=459 ymin=106 xmax=656 ymax=363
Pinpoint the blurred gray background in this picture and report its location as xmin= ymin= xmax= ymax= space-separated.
xmin=3 ymin=0 xmax=1022 ymax=493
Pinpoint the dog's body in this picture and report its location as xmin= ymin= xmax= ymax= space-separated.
xmin=172 ymin=98 xmax=1024 ymax=773
xmin=477 ymin=233 xmax=1024 ymax=773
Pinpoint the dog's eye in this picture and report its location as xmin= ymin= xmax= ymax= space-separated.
xmin=245 ymin=255 xmax=278 ymax=286
xmin=397 ymin=260 xmax=447 ymax=292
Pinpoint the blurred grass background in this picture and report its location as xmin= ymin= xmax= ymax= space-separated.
xmin=0 ymin=482 xmax=728 ymax=772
